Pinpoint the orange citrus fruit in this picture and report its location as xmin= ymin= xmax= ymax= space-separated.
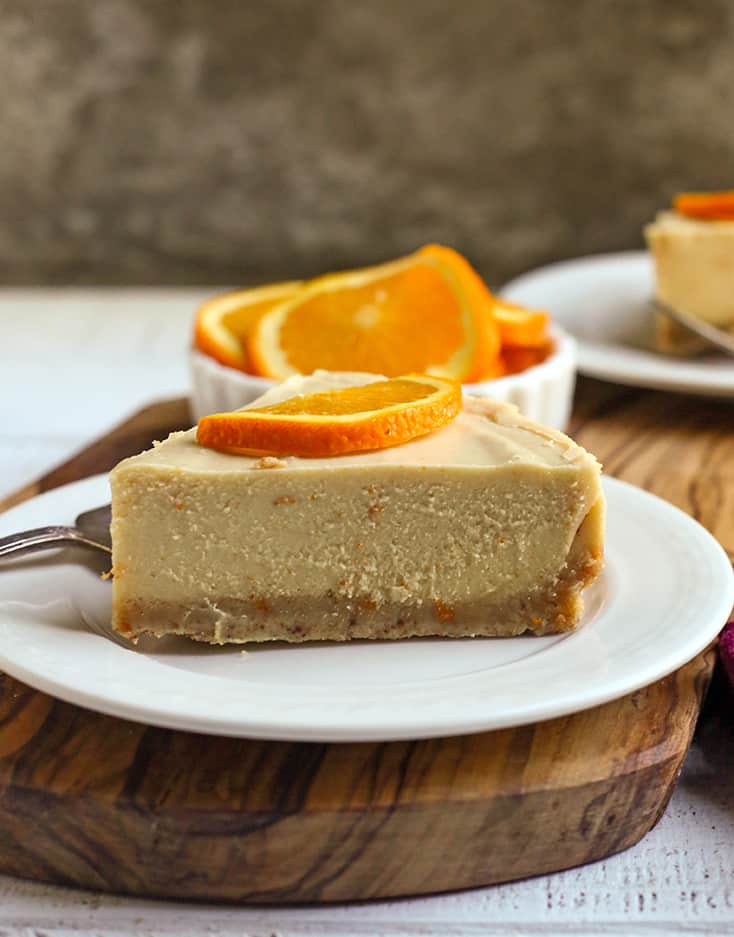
xmin=492 ymin=300 xmax=550 ymax=348
xmin=194 ymin=282 xmax=302 ymax=372
xmin=197 ymin=374 xmax=461 ymax=457
xmin=501 ymin=341 xmax=554 ymax=375
xmin=247 ymin=245 xmax=500 ymax=382
xmin=673 ymin=190 xmax=734 ymax=221
xmin=470 ymin=356 xmax=508 ymax=382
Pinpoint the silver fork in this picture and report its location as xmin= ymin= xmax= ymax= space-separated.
xmin=0 ymin=504 xmax=136 ymax=647
xmin=0 ymin=504 xmax=112 ymax=559
xmin=652 ymin=298 xmax=734 ymax=357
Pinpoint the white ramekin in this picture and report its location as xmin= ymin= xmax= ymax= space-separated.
xmin=189 ymin=326 xmax=577 ymax=429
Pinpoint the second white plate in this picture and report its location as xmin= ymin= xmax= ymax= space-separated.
xmin=501 ymin=251 xmax=734 ymax=397
xmin=0 ymin=473 xmax=731 ymax=742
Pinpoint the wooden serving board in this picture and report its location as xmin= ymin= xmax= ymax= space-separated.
xmin=0 ymin=378 xmax=729 ymax=904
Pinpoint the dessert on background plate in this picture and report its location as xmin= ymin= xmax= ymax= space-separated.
xmin=110 ymin=371 xmax=604 ymax=645
xmin=499 ymin=251 xmax=734 ymax=398
xmin=645 ymin=190 xmax=734 ymax=356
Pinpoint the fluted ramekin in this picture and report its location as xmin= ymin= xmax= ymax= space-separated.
xmin=189 ymin=326 xmax=577 ymax=429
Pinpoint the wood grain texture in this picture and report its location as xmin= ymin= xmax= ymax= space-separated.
xmin=0 ymin=651 xmax=714 ymax=903
xmin=0 ymin=378 xmax=726 ymax=903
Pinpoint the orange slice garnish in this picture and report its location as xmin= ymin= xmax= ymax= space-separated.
xmin=246 ymin=245 xmax=500 ymax=383
xmin=492 ymin=300 xmax=550 ymax=348
xmin=197 ymin=374 xmax=462 ymax=457
xmin=673 ymin=190 xmax=734 ymax=221
xmin=501 ymin=341 xmax=554 ymax=375
xmin=469 ymin=356 xmax=508 ymax=382
xmin=194 ymin=282 xmax=302 ymax=372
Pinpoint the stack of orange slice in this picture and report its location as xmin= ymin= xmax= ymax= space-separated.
xmin=194 ymin=245 xmax=552 ymax=383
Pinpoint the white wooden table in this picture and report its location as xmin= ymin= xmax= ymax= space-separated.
xmin=1 ymin=290 xmax=732 ymax=937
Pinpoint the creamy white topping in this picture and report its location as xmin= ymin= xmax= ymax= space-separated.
xmin=125 ymin=371 xmax=597 ymax=474
xmin=647 ymin=210 xmax=734 ymax=233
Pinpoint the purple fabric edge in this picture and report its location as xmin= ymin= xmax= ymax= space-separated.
xmin=718 ymin=621 xmax=734 ymax=688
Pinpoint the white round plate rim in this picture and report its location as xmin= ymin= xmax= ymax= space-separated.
xmin=0 ymin=473 xmax=731 ymax=742
xmin=500 ymin=250 xmax=734 ymax=397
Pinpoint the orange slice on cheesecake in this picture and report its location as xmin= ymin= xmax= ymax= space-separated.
xmin=197 ymin=374 xmax=462 ymax=457
xmin=246 ymin=245 xmax=500 ymax=383
xmin=194 ymin=281 xmax=302 ymax=372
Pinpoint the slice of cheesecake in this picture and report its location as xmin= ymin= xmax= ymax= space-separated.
xmin=110 ymin=373 xmax=604 ymax=644
xmin=645 ymin=210 xmax=734 ymax=355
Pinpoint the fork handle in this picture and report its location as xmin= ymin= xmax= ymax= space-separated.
xmin=0 ymin=526 xmax=110 ymax=559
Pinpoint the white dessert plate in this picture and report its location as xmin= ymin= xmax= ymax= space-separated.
xmin=0 ymin=473 xmax=731 ymax=742
xmin=500 ymin=251 xmax=734 ymax=397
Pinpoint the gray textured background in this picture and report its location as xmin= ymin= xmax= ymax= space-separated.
xmin=2 ymin=0 xmax=733 ymax=287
